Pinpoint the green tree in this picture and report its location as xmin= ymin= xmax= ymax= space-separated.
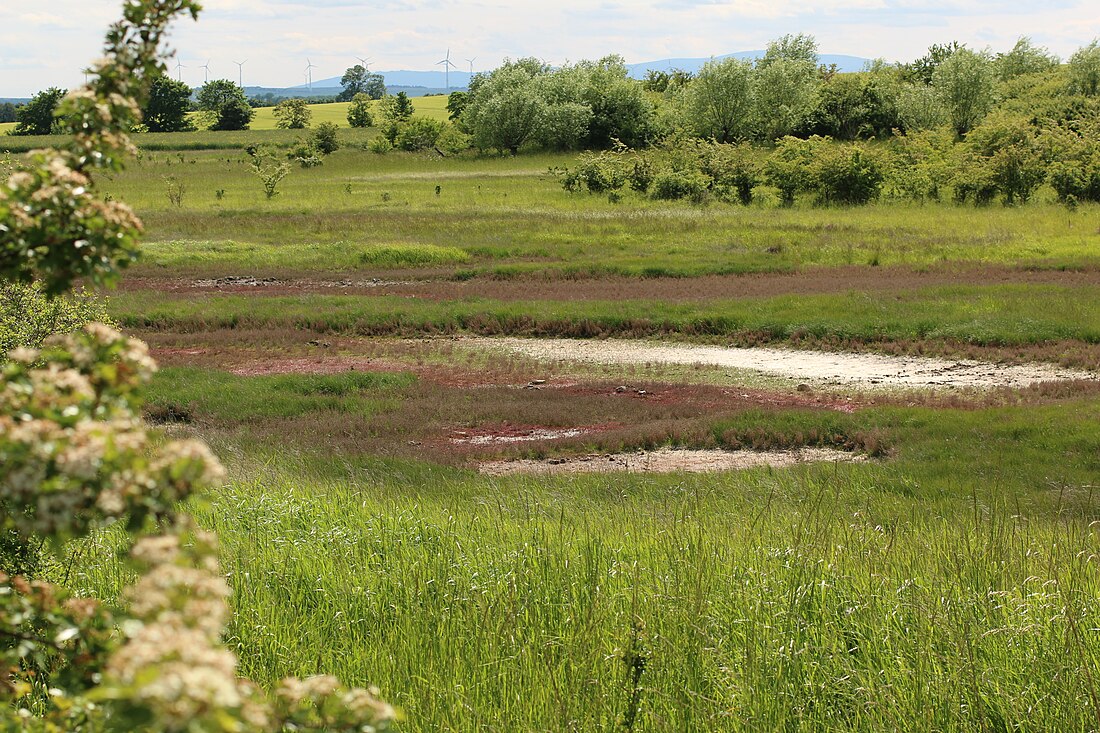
xmin=1068 ymin=40 xmax=1100 ymax=96
xmin=996 ymin=37 xmax=1059 ymax=81
xmin=759 ymin=33 xmax=819 ymax=67
xmin=273 ymin=98 xmax=312 ymax=129
xmin=0 ymin=102 xmax=16 ymax=124
xmin=573 ymin=55 xmax=654 ymax=148
xmin=932 ymin=48 xmax=995 ymax=135
xmin=753 ymin=58 xmax=820 ymax=140
xmin=346 ymin=92 xmax=374 ymax=127
xmin=143 ymin=75 xmax=194 ymax=132
xmin=196 ymin=79 xmax=254 ymax=130
xmin=897 ymin=83 xmax=947 ymax=132
xmin=462 ymin=63 xmax=548 ymax=154
xmin=446 ymin=90 xmax=469 ymax=121
xmin=685 ymin=57 xmax=755 ymax=142
xmin=11 ymin=87 xmax=66 ymax=136
xmin=338 ymin=65 xmax=385 ymax=101
xmin=805 ymin=72 xmax=902 ymax=140
xmin=379 ymin=91 xmax=414 ymax=122
xmin=906 ymin=41 xmax=963 ymax=85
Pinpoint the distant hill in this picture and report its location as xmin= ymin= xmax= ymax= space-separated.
xmin=0 ymin=98 xmax=29 ymax=104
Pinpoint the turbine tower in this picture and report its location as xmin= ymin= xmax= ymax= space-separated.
xmin=356 ymin=56 xmax=371 ymax=71
xmin=466 ymin=57 xmax=476 ymax=75
xmin=201 ymin=60 xmax=212 ymax=83
xmin=174 ymin=59 xmax=186 ymax=82
xmin=233 ymin=59 xmax=247 ymax=88
xmin=436 ymin=48 xmax=457 ymax=91
xmin=305 ymin=58 xmax=317 ymax=92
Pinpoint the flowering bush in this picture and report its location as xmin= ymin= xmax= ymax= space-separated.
xmin=1 ymin=2 xmax=396 ymax=730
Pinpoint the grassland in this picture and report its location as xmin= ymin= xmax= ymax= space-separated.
xmin=22 ymin=129 xmax=1100 ymax=729
xmin=0 ymin=95 xmax=449 ymax=151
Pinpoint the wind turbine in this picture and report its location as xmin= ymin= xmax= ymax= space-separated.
xmin=436 ymin=49 xmax=457 ymax=91
xmin=356 ymin=56 xmax=371 ymax=71
xmin=233 ymin=59 xmax=247 ymax=88
xmin=201 ymin=60 xmax=212 ymax=83
xmin=174 ymin=59 xmax=187 ymax=82
xmin=466 ymin=57 xmax=476 ymax=75
xmin=305 ymin=58 xmax=317 ymax=92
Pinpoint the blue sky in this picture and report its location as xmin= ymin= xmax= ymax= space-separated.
xmin=1 ymin=0 xmax=1096 ymax=96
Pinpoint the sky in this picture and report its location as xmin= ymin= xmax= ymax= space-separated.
xmin=1 ymin=0 xmax=1097 ymax=96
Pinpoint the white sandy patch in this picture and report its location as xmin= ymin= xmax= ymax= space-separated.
xmin=480 ymin=447 xmax=861 ymax=476
xmin=466 ymin=337 xmax=1094 ymax=389
xmin=452 ymin=428 xmax=590 ymax=445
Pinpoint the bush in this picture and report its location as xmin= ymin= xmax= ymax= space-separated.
xmin=765 ymin=136 xmax=822 ymax=206
xmin=700 ymin=142 xmax=760 ymax=204
xmin=311 ymin=122 xmax=340 ymax=154
xmin=560 ymin=150 xmax=629 ymax=193
xmin=395 ymin=117 xmax=445 ymax=151
xmin=289 ymin=139 xmax=323 ymax=167
xmin=346 ymin=92 xmax=374 ymax=128
xmin=651 ymin=170 xmax=711 ymax=203
xmin=273 ymin=98 xmax=312 ymax=129
xmin=814 ymin=144 xmax=885 ymax=204
xmin=368 ymin=136 xmax=393 ymax=154
xmin=436 ymin=124 xmax=471 ymax=155
xmin=0 ymin=282 xmax=108 ymax=355
xmin=953 ymin=115 xmax=1046 ymax=205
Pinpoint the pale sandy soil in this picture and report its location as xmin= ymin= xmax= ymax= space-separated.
xmin=480 ymin=447 xmax=862 ymax=476
xmin=465 ymin=337 xmax=1095 ymax=389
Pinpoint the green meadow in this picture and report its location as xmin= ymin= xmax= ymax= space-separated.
xmin=17 ymin=123 xmax=1100 ymax=730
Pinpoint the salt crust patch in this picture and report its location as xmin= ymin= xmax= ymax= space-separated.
xmin=480 ymin=447 xmax=862 ymax=476
xmin=470 ymin=337 xmax=1095 ymax=389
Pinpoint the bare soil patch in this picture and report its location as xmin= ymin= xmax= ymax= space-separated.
xmin=479 ymin=447 xmax=863 ymax=476
xmin=471 ymin=337 xmax=1095 ymax=390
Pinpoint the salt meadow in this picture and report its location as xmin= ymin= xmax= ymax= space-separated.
xmin=4 ymin=13 xmax=1100 ymax=732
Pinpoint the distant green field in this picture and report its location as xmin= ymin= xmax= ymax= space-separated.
xmin=247 ymin=95 xmax=450 ymax=130
xmin=0 ymin=95 xmax=451 ymax=151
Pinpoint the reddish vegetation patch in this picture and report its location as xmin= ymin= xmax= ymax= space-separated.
xmin=555 ymin=382 xmax=863 ymax=413
xmin=122 ymin=264 xmax=1100 ymax=302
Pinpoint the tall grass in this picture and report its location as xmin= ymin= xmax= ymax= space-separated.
xmin=69 ymin=451 xmax=1100 ymax=731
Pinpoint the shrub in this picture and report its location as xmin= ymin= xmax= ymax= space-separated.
xmin=311 ymin=122 xmax=340 ymax=154
xmin=651 ymin=169 xmax=711 ymax=203
xmin=701 ymin=142 xmax=760 ymax=204
xmin=346 ymin=92 xmax=374 ymax=128
xmin=765 ymin=136 xmax=822 ymax=206
xmin=0 ymin=282 xmax=107 ymax=355
xmin=954 ymin=115 xmax=1046 ymax=205
xmin=814 ymin=144 xmax=885 ymax=204
xmin=560 ymin=149 xmax=629 ymax=193
xmin=368 ymin=136 xmax=393 ymax=154
xmin=395 ymin=117 xmax=445 ymax=151
xmin=436 ymin=124 xmax=472 ymax=155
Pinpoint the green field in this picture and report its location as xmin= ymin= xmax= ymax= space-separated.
xmin=15 ymin=125 xmax=1100 ymax=730
xmin=0 ymin=95 xmax=449 ymax=150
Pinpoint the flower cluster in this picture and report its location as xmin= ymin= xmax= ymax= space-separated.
xmin=1 ymin=324 xmax=224 ymax=542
